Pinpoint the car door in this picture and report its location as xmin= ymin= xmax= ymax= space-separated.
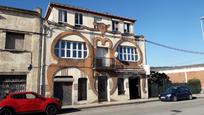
xmin=11 ymin=93 xmax=30 ymax=113
xmin=182 ymin=87 xmax=191 ymax=99
xmin=25 ymin=93 xmax=44 ymax=112
xmin=178 ymin=87 xmax=187 ymax=99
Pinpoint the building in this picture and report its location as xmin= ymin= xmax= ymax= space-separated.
xmin=0 ymin=5 xmax=42 ymax=98
xmin=44 ymin=3 xmax=148 ymax=105
xmin=151 ymin=64 xmax=204 ymax=93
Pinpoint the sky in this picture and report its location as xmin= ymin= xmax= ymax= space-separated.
xmin=1 ymin=0 xmax=204 ymax=67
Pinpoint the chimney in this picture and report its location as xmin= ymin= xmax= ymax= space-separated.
xmin=35 ymin=7 xmax=42 ymax=16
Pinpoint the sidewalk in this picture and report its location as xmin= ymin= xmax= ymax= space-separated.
xmin=193 ymin=93 xmax=204 ymax=98
xmin=62 ymin=98 xmax=159 ymax=110
xmin=62 ymin=94 xmax=204 ymax=110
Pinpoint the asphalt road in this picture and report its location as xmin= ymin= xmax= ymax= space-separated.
xmin=59 ymin=98 xmax=204 ymax=115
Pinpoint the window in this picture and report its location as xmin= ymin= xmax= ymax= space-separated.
xmin=94 ymin=16 xmax=102 ymax=22
xmin=112 ymin=20 xmax=119 ymax=32
xmin=75 ymin=13 xmax=83 ymax=26
xmin=12 ymin=94 xmax=26 ymax=99
xmin=0 ymin=75 xmax=26 ymax=99
xmin=94 ymin=16 xmax=102 ymax=29
xmin=124 ymin=23 xmax=130 ymax=33
xmin=117 ymin=46 xmax=138 ymax=62
xmin=78 ymin=78 xmax=87 ymax=101
xmin=26 ymin=94 xmax=36 ymax=99
xmin=118 ymin=78 xmax=125 ymax=95
xmin=5 ymin=32 xmax=24 ymax=50
xmin=55 ymin=40 xmax=87 ymax=59
xmin=58 ymin=9 xmax=67 ymax=23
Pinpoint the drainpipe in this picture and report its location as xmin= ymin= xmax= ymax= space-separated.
xmin=39 ymin=19 xmax=47 ymax=96
xmin=35 ymin=7 xmax=45 ymax=95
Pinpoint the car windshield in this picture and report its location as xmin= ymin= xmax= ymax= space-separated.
xmin=165 ymin=87 xmax=177 ymax=93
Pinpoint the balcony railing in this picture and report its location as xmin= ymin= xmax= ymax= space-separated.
xmin=93 ymin=58 xmax=115 ymax=70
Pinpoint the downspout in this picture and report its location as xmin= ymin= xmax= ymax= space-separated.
xmin=40 ymin=21 xmax=47 ymax=96
xmin=35 ymin=7 xmax=44 ymax=95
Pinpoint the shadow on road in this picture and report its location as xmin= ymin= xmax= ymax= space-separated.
xmin=192 ymin=96 xmax=197 ymax=100
xmin=18 ymin=108 xmax=81 ymax=115
xmin=171 ymin=110 xmax=182 ymax=115
xmin=58 ymin=108 xmax=81 ymax=114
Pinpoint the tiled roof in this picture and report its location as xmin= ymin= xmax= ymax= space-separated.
xmin=45 ymin=2 xmax=136 ymax=22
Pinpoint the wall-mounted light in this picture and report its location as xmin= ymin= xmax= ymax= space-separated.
xmin=27 ymin=64 xmax=32 ymax=71
xmin=114 ymin=52 xmax=118 ymax=58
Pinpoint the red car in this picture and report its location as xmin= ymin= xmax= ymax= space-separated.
xmin=0 ymin=92 xmax=61 ymax=115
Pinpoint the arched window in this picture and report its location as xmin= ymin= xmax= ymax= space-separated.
xmin=54 ymin=40 xmax=87 ymax=59
xmin=116 ymin=46 xmax=138 ymax=62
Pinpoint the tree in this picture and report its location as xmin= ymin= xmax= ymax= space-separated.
xmin=149 ymin=71 xmax=171 ymax=86
xmin=187 ymin=78 xmax=201 ymax=94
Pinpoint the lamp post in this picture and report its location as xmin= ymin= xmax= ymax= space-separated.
xmin=200 ymin=16 xmax=204 ymax=40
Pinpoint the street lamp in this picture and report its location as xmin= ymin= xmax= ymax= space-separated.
xmin=200 ymin=16 xmax=204 ymax=40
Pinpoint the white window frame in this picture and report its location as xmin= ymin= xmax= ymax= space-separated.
xmin=112 ymin=20 xmax=119 ymax=32
xmin=117 ymin=46 xmax=138 ymax=62
xmin=75 ymin=13 xmax=83 ymax=26
xmin=124 ymin=23 xmax=130 ymax=33
xmin=55 ymin=40 xmax=87 ymax=59
xmin=58 ymin=9 xmax=67 ymax=23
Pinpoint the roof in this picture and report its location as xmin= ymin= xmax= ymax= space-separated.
xmin=151 ymin=63 xmax=204 ymax=71
xmin=0 ymin=5 xmax=40 ymax=16
xmin=45 ymin=2 xmax=136 ymax=23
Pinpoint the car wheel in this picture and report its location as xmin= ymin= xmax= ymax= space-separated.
xmin=45 ymin=104 xmax=57 ymax=115
xmin=173 ymin=96 xmax=177 ymax=101
xmin=0 ymin=108 xmax=14 ymax=115
xmin=189 ymin=95 xmax=193 ymax=100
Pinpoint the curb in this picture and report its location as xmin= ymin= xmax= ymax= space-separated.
xmin=62 ymin=98 xmax=159 ymax=110
xmin=193 ymin=94 xmax=204 ymax=99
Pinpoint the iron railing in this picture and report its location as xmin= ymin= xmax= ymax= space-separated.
xmin=93 ymin=58 xmax=115 ymax=69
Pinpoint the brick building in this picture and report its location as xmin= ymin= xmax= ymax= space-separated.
xmin=152 ymin=64 xmax=204 ymax=93
xmin=43 ymin=3 xmax=149 ymax=105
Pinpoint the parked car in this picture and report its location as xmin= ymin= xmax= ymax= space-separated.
xmin=159 ymin=86 xmax=192 ymax=101
xmin=0 ymin=92 xmax=61 ymax=115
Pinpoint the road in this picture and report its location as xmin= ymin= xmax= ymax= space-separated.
xmin=59 ymin=98 xmax=204 ymax=115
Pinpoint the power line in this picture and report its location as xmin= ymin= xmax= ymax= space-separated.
xmin=169 ymin=57 xmax=204 ymax=66
xmin=143 ymin=39 xmax=204 ymax=55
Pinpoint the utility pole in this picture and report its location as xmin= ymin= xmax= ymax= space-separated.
xmin=200 ymin=16 xmax=204 ymax=40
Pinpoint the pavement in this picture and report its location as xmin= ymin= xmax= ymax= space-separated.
xmin=62 ymin=94 xmax=204 ymax=110
xmin=62 ymin=98 xmax=158 ymax=110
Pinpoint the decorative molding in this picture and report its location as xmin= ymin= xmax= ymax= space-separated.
xmin=94 ymin=22 xmax=110 ymax=37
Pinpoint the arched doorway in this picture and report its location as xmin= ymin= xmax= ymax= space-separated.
xmin=53 ymin=76 xmax=73 ymax=105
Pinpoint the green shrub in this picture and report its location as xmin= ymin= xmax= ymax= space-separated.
xmin=187 ymin=78 xmax=201 ymax=94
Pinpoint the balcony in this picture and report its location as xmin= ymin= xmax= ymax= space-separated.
xmin=93 ymin=58 xmax=115 ymax=70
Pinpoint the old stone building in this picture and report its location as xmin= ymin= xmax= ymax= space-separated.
xmin=44 ymin=3 xmax=148 ymax=105
xmin=0 ymin=5 xmax=42 ymax=98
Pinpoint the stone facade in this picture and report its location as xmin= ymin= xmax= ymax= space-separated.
xmin=0 ymin=6 xmax=42 ymax=97
xmin=44 ymin=3 xmax=148 ymax=105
